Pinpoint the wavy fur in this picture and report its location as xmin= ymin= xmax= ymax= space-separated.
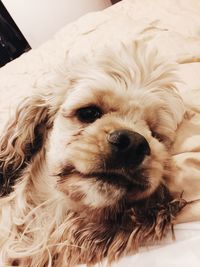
xmin=0 ymin=42 xmax=186 ymax=267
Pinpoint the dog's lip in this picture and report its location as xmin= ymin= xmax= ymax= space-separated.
xmin=58 ymin=165 xmax=148 ymax=191
xmin=88 ymin=171 xmax=147 ymax=188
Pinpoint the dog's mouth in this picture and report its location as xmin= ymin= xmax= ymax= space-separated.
xmin=91 ymin=170 xmax=149 ymax=191
xmin=58 ymin=165 xmax=149 ymax=193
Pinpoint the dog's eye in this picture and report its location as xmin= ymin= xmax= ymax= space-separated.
xmin=76 ymin=105 xmax=102 ymax=123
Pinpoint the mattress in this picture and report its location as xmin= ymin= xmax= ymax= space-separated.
xmin=1 ymin=0 xmax=200 ymax=266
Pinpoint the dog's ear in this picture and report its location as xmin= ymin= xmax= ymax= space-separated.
xmin=0 ymin=94 xmax=57 ymax=196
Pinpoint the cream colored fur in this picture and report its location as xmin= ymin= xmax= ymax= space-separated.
xmin=0 ymin=42 xmax=186 ymax=267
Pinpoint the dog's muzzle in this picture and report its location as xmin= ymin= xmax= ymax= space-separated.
xmin=107 ymin=129 xmax=150 ymax=167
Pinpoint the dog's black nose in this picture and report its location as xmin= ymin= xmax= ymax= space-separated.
xmin=107 ymin=130 xmax=150 ymax=165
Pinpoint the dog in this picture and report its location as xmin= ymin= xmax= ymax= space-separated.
xmin=0 ymin=41 xmax=191 ymax=267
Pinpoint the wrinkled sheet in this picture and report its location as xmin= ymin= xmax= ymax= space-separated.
xmin=1 ymin=0 xmax=200 ymax=266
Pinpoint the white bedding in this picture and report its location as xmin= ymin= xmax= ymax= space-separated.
xmin=1 ymin=0 xmax=200 ymax=265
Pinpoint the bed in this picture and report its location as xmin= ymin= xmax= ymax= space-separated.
xmin=1 ymin=0 xmax=200 ymax=266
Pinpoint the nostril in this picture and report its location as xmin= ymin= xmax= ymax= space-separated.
xmin=136 ymin=140 xmax=151 ymax=157
xmin=107 ymin=131 xmax=131 ymax=151
xmin=116 ymin=133 xmax=131 ymax=150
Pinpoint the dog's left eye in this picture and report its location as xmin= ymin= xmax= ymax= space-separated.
xmin=76 ymin=105 xmax=103 ymax=123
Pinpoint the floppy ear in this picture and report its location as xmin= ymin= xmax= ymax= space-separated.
xmin=0 ymin=94 xmax=56 ymax=196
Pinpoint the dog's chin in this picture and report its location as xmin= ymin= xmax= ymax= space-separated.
xmin=94 ymin=169 xmax=164 ymax=205
xmin=57 ymin=164 xmax=158 ymax=213
xmin=91 ymin=169 xmax=150 ymax=195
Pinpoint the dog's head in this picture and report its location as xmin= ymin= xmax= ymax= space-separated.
xmin=0 ymin=42 xmax=185 ymax=215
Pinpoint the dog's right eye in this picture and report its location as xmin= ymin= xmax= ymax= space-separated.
xmin=76 ymin=105 xmax=103 ymax=123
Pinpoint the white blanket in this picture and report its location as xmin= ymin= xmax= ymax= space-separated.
xmin=1 ymin=0 xmax=200 ymax=266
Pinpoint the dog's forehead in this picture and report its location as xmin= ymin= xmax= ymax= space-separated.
xmin=61 ymin=84 xmax=140 ymax=113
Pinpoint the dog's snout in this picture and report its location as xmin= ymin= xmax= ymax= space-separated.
xmin=107 ymin=130 xmax=150 ymax=165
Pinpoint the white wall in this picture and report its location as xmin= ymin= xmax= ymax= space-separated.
xmin=2 ymin=0 xmax=111 ymax=48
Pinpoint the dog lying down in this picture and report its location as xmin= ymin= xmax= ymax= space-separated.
xmin=0 ymin=41 xmax=198 ymax=267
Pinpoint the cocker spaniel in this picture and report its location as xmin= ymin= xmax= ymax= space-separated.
xmin=0 ymin=42 xmax=191 ymax=267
